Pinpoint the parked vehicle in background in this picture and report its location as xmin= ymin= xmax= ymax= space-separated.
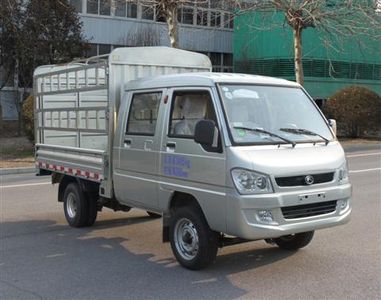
xmin=34 ymin=47 xmax=351 ymax=270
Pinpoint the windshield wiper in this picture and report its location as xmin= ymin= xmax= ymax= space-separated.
xmin=233 ymin=126 xmax=296 ymax=148
xmin=279 ymin=128 xmax=329 ymax=145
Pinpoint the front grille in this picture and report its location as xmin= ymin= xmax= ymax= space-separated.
xmin=282 ymin=200 xmax=337 ymax=219
xmin=275 ymin=172 xmax=334 ymax=187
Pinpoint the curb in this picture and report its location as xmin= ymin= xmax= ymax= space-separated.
xmin=0 ymin=167 xmax=35 ymax=175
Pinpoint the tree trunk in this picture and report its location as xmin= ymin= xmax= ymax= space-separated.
xmin=166 ymin=5 xmax=179 ymax=48
xmin=293 ymin=27 xmax=304 ymax=86
xmin=14 ymin=58 xmax=21 ymax=136
xmin=0 ymin=103 xmax=3 ymax=133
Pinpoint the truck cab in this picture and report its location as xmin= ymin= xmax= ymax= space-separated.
xmin=112 ymin=73 xmax=351 ymax=269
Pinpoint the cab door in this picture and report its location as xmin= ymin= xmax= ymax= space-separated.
xmin=159 ymin=88 xmax=226 ymax=230
xmin=114 ymin=90 xmax=164 ymax=211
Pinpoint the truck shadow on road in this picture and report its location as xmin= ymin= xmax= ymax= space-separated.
xmin=1 ymin=219 xmax=295 ymax=299
xmin=90 ymin=214 xmax=156 ymax=228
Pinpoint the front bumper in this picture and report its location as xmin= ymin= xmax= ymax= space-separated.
xmin=226 ymin=183 xmax=352 ymax=240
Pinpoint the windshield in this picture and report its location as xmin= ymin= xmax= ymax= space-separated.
xmin=219 ymin=84 xmax=333 ymax=145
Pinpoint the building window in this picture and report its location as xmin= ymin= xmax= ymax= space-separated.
xmin=142 ymin=5 xmax=154 ymax=20
xmin=87 ymin=0 xmax=98 ymax=14
xmin=100 ymin=0 xmax=111 ymax=15
xmin=69 ymin=0 xmax=82 ymax=13
xmin=210 ymin=11 xmax=221 ymax=27
xmin=223 ymin=13 xmax=233 ymax=29
xmin=114 ymin=0 xmax=126 ymax=17
xmin=156 ymin=10 xmax=166 ymax=22
xmin=196 ymin=9 xmax=208 ymax=26
xmin=210 ymin=52 xmax=222 ymax=67
xmin=86 ymin=43 xmax=113 ymax=57
xmin=87 ymin=43 xmax=98 ymax=57
xmin=98 ymin=44 xmax=111 ymax=55
xmin=114 ymin=1 xmax=137 ymax=18
xmin=223 ymin=53 xmax=233 ymax=67
xmin=127 ymin=2 xmax=138 ymax=18
xmin=203 ymin=52 xmax=233 ymax=73
xmin=179 ymin=6 xmax=194 ymax=25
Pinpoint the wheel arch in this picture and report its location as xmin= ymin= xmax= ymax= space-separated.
xmin=57 ymin=174 xmax=99 ymax=202
xmin=168 ymin=191 xmax=203 ymax=212
xmin=162 ymin=191 xmax=207 ymax=243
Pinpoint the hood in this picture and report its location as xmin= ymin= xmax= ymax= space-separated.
xmin=229 ymin=141 xmax=345 ymax=176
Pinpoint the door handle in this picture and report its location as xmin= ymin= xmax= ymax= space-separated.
xmin=166 ymin=142 xmax=176 ymax=152
xmin=124 ymin=138 xmax=132 ymax=147
xmin=144 ymin=140 xmax=153 ymax=151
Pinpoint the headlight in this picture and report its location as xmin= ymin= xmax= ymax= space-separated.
xmin=338 ymin=161 xmax=349 ymax=184
xmin=231 ymin=169 xmax=273 ymax=194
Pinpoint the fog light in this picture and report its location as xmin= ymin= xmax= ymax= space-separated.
xmin=337 ymin=199 xmax=348 ymax=210
xmin=257 ymin=210 xmax=275 ymax=224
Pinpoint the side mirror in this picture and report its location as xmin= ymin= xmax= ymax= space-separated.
xmin=194 ymin=119 xmax=215 ymax=146
xmin=329 ymin=119 xmax=337 ymax=136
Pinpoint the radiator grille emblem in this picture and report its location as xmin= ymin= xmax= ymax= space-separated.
xmin=305 ymin=175 xmax=314 ymax=185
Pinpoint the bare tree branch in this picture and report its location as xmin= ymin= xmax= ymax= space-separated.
xmin=229 ymin=0 xmax=381 ymax=85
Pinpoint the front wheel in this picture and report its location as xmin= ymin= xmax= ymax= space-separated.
xmin=169 ymin=206 xmax=219 ymax=270
xmin=274 ymin=231 xmax=314 ymax=250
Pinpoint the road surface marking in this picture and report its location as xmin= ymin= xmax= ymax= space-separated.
xmin=347 ymin=152 xmax=381 ymax=158
xmin=0 ymin=182 xmax=51 ymax=189
xmin=46 ymin=253 xmax=66 ymax=258
xmin=349 ymin=167 xmax=381 ymax=174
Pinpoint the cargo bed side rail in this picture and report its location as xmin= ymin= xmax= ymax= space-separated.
xmin=35 ymin=144 xmax=105 ymax=183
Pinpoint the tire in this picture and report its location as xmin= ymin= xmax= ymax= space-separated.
xmin=63 ymin=183 xmax=97 ymax=228
xmin=274 ymin=231 xmax=314 ymax=251
xmin=85 ymin=192 xmax=98 ymax=227
xmin=147 ymin=211 xmax=161 ymax=218
xmin=169 ymin=206 xmax=219 ymax=270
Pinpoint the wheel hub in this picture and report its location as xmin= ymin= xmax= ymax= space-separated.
xmin=66 ymin=192 xmax=77 ymax=218
xmin=174 ymin=218 xmax=199 ymax=261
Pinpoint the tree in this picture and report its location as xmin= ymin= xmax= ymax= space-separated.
xmin=118 ymin=26 xmax=161 ymax=47
xmin=0 ymin=0 xmax=88 ymax=134
xmin=323 ymin=86 xmax=381 ymax=137
xmin=232 ymin=0 xmax=381 ymax=85
xmin=1 ymin=0 xmax=88 ymax=89
xmin=0 ymin=0 xmax=22 ymax=90
xmin=19 ymin=0 xmax=88 ymax=88
xmin=136 ymin=0 xmax=209 ymax=48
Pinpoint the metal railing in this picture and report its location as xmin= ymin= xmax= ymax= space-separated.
xmin=35 ymin=62 xmax=108 ymax=96
xmin=35 ymin=62 xmax=109 ymax=147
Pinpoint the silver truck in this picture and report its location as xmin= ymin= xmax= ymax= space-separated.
xmin=34 ymin=47 xmax=351 ymax=270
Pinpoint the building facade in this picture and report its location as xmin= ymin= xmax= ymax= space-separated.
xmin=70 ymin=0 xmax=233 ymax=72
xmin=1 ymin=0 xmax=234 ymax=120
xmin=234 ymin=11 xmax=381 ymax=101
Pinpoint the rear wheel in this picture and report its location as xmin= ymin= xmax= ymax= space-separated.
xmin=63 ymin=182 xmax=97 ymax=227
xmin=169 ymin=206 xmax=219 ymax=270
xmin=274 ymin=231 xmax=314 ymax=250
xmin=63 ymin=183 xmax=87 ymax=227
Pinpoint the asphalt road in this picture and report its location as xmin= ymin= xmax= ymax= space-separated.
xmin=1 ymin=147 xmax=380 ymax=299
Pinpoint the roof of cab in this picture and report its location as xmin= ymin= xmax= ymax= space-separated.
xmin=124 ymin=72 xmax=300 ymax=91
